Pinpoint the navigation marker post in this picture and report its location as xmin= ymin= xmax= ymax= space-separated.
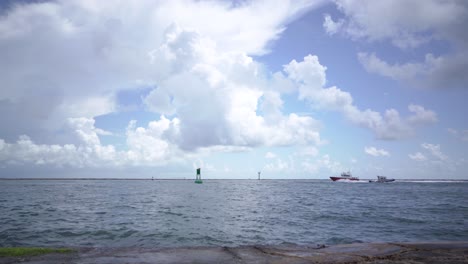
xmin=195 ymin=168 xmax=203 ymax=184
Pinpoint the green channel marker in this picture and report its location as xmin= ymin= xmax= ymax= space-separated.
xmin=195 ymin=168 xmax=203 ymax=184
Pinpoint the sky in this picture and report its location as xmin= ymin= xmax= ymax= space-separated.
xmin=0 ymin=0 xmax=467 ymax=179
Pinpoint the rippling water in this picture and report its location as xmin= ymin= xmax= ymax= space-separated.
xmin=0 ymin=179 xmax=467 ymax=247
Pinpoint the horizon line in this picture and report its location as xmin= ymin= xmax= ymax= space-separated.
xmin=0 ymin=178 xmax=467 ymax=181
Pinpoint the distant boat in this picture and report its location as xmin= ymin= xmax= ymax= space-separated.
xmin=330 ymin=171 xmax=359 ymax=181
xmin=369 ymin=175 xmax=395 ymax=183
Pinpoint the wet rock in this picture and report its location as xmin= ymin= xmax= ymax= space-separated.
xmin=0 ymin=242 xmax=467 ymax=264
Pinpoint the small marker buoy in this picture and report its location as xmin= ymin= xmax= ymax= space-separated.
xmin=195 ymin=168 xmax=203 ymax=184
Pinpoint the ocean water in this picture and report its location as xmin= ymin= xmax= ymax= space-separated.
xmin=0 ymin=179 xmax=467 ymax=247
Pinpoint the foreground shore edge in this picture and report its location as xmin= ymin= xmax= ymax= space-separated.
xmin=1 ymin=241 xmax=467 ymax=264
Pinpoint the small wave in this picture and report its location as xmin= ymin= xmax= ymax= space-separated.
xmin=162 ymin=211 xmax=184 ymax=217
xmin=119 ymin=230 xmax=138 ymax=239
xmin=389 ymin=216 xmax=426 ymax=224
xmin=91 ymin=230 xmax=117 ymax=239
xmin=325 ymin=236 xmax=363 ymax=245
xmin=57 ymin=231 xmax=85 ymax=237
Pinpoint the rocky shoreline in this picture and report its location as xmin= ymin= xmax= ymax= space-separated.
xmin=1 ymin=241 xmax=467 ymax=263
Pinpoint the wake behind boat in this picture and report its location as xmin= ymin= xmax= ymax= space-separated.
xmin=330 ymin=171 xmax=359 ymax=181
xmin=369 ymin=175 xmax=395 ymax=183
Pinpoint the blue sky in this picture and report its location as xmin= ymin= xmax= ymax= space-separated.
xmin=0 ymin=0 xmax=466 ymax=179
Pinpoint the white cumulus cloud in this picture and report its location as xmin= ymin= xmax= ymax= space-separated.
xmin=301 ymin=154 xmax=343 ymax=174
xmin=141 ymin=26 xmax=324 ymax=150
xmin=282 ymin=55 xmax=437 ymax=140
xmin=358 ymin=52 xmax=468 ymax=89
xmin=365 ymin=146 xmax=390 ymax=157
xmin=263 ymin=158 xmax=292 ymax=172
xmin=330 ymin=0 xmax=465 ymax=48
xmin=421 ymin=143 xmax=448 ymax=161
xmin=0 ymin=117 xmax=186 ymax=168
xmin=447 ymin=128 xmax=468 ymax=142
xmin=323 ymin=14 xmax=343 ymax=35
xmin=327 ymin=0 xmax=468 ymax=89
xmin=408 ymin=152 xmax=427 ymax=162
xmin=0 ymin=0 xmax=324 ymax=143
xmin=0 ymin=0 xmax=329 ymax=169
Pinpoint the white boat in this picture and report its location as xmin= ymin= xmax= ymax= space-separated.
xmin=369 ymin=175 xmax=395 ymax=183
xmin=330 ymin=171 xmax=359 ymax=181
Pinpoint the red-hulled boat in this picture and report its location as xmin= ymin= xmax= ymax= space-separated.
xmin=330 ymin=171 xmax=359 ymax=181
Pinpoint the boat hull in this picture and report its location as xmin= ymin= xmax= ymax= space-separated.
xmin=330 ymin=176 xmax=359 ymax=181
xmin=369 ymin=179 xmax=395 ymax=183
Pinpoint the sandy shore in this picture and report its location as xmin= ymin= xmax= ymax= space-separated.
xmin=1 ymin=241 xmax=467 ymax=263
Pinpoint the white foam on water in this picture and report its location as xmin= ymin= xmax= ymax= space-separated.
xmin=333 ymin=179 xmax=368 ymax=183
xmin=402 ymin=180 xmax=467 ymax=183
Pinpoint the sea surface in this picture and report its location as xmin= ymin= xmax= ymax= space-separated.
xmin=0 ymin=179 xmax=467 ymax=247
